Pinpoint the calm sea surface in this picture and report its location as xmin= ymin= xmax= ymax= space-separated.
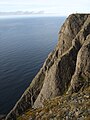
xmin=0 ymin=16 xmax=65 ymax=114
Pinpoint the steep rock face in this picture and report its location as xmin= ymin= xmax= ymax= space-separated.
xmin=5 ymin=14 xmax=90 ymax=120
xmin=33 ymin=14 xmax=90 ymax=108
xmin=68 ymin=35 xmax=90 ymax=93
xmin=57 ymin=14 xmax=88 ymax=55
xmin=19 ymin=36 xmax=90 ymax=120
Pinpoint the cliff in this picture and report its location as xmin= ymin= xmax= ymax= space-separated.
xmin=5 ymin=14 xmax=90 ymax=120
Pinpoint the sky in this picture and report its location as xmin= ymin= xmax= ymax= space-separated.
xmin=0 ymin=0 xmax=90 ymax=16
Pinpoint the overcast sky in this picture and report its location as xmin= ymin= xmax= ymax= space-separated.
xmin=0 ymin=0 xmax=90 ymax=16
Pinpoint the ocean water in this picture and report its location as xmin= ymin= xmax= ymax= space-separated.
xmin=0 ymin=16 xmax=65 ymax=114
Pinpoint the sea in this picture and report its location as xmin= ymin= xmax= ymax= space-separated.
xmin=0 ymin=15 xmax=66 ymax=114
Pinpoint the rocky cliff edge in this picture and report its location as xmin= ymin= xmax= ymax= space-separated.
xmin=5 ymin=14 xmax=90 ymax=120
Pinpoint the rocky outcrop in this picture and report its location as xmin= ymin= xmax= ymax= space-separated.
xmin=33 ymin=14 xmax=90 ymax=108
xmin=5 ymin=14 xmax=90 ymax=120
xmin=67 ymin=35 xmax=90 ymax=94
